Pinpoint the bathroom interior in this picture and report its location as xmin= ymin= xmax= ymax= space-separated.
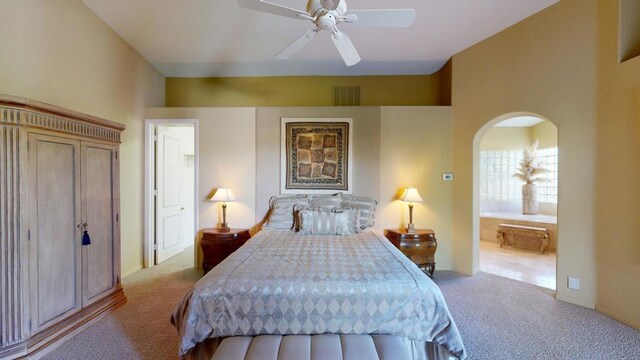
xmin=478 ymin=116 xmax=558 ymax=290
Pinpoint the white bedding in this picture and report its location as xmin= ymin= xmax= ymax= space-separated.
xmin=172 ymin=229 xmax=466 ymax=359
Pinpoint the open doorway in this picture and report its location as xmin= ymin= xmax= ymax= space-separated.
xmin=144 ymin=119 xmax=199 ymax=268
xmin=476 ymin=115 xmax=558 ymax=290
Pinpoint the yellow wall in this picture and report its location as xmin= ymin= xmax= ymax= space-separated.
xmin=0 ymin=0 xmax=165 ymax=277
xmin=595 ymin=0 xmax=640 ymax=328
xmin=451 ymin=0 xmax=599 ymax=309
xmin=165 ymin=74 xmax=448 ymax=107
xmin=379 ymin=107 xmax=454 ymax=270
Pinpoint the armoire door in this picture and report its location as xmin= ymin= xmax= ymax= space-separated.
xmin=28 ymin=134 xmax=82 ymax=333
xmin=81 ymin=142 xmax=119 ymax=307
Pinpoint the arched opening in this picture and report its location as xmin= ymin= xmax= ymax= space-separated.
xmin=473 ymin=113 xmax=559 ymax=290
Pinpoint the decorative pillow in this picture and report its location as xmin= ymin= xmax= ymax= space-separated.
xmin=309 ymin=193 xmax=342 ymax=208
xmin=292 ymin=204 xmax=337 ymax=231
xmin=341 ymin=195 xmax=378 ymax=229
xmin=263 ymin=195 xmax=310 ymax=229
xmin=298 ymin=208 xmax=360 ymax=236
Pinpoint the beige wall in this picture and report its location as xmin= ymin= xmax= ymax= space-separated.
xmin=145 ymin=108 xmax=257 ymax=230
xmin=379 ymin=107 xmax=454 ymax=269
xmin=0 ymin=0 xmax=165 ymax=277
xmin=451 ymin=0 xmax=599 ymax=310
xmin=165 ymin=75 xmax=449 ymax=107
xmin=532 ymin=120 xmax=558 ymax=149
xmin=145 ymin=108 xmax=257 ymax=268
xmin=145 ymin=106 xmax=459 ymax=271
xmin=480 ymin=127 xmax=533 ymax=150
xmin=595 ymin=0 xmax=640 ymax=328
xmin=254 ymin=107 xmax=381 ymax=226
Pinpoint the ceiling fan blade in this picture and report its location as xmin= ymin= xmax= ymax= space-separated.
xmin=276 ymin=29 xmax=318 ymax=59
xmin=321 ymin=0 xmax=341 ymax=11
xmin=346 ymin=9 xmax=416 ymax=27
xmin=331 ymin=30 xmax=361 ymax=66
xmin=238 ymin=0 xmax=312 ymax=20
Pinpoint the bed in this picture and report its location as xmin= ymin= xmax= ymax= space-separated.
xmin=172 ymin=228 xmax=466 ymax=359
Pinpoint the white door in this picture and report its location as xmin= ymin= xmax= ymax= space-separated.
xmin=155 ymin=125 xmax=184 ymax=263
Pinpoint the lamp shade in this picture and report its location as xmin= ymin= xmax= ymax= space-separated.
xmin=210 ymin=188 xmax=236 ymax=202
xmin=401 ymin=187 xmax=423 ymax=203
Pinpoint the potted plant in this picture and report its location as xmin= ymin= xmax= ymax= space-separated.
xmin=513 ymin=140 xmax=549 ymax=215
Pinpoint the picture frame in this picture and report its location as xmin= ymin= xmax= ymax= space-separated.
xmin=280 ymin=118 xmax=353 ymax=194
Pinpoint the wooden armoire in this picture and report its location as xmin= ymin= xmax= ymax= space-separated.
xmin=0 ymin=95 xmax=126 ymax=358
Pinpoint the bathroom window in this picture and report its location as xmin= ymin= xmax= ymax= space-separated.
xmin=537 ymin=147 xmax=558 ymax=203
xmin=480 ymin=150 xmax=523 ymax=202
xmin=480 ymin=147 xmax=558 ymax=203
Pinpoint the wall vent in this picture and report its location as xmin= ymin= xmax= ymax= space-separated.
xmin=333 ymin=86 xmax=361 ymax=106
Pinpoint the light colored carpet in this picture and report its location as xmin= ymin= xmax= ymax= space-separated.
xmin=42 ymin=249 xmax=640 ymax=360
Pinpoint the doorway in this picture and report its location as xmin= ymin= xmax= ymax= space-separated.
xmin=144 ymin=119 xmax=199 ymax=268
xmin=475 ymin=114 xmax=558 ymax=290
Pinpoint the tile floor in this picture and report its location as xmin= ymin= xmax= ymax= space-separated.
xmin=479 ymin=240 xmax=557 ymax=290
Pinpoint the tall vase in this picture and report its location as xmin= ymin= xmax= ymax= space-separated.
xmin=522 ymin=182 xmax=539 ymax=215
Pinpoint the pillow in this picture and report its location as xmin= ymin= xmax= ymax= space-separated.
xmin=341 ymin=195 xmax=378 ymax=229
xmin=263 ymin=195 xmax=310 ymax=229
xmin=309 ymin=193 xmax=342 ymax=208
xmin=298 ymin=208 xmax=360 ymax=236
xmin=292 ymin=203 xmax=337 ymax=231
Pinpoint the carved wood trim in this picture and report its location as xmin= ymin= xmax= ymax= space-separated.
xmin=0 ymin=124 xmax=24 ymax=347
xmin=0 ymin=95 xmax=124 ymax=143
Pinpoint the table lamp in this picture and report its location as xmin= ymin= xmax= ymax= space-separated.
xmin=401 ymin=187 xmax=423 ymax=234
xmin=210 ymin=188 xmax=235 ymax=232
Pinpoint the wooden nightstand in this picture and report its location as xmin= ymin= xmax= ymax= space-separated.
xmin=201 ymin=228 xmax=251 ymax=274
xmin=385 ymin=229 xmax=438 ymax=278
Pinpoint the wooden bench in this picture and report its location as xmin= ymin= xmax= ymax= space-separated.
xmin=497 ymin=223 xmax=549 ymax=254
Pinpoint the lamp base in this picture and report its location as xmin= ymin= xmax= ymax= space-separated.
xmin=406 ymin=223 xmax=416 ymax=234
xmin=218 ymin=223 xmax=230 ymax=232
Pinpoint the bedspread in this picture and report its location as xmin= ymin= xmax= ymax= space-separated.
xmin=172 ymin=229 xmax=466 ymax=359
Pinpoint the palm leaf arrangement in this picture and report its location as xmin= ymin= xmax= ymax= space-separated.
xmin=513 ymin=140 xmax=550 ymax=184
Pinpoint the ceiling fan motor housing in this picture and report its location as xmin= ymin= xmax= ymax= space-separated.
xmin=307 ymin=0 xmax=347 ymax=17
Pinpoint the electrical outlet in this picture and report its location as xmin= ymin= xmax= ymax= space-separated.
xmin=442 ymin=173 xmax=454 ymax=181
xmin=568 ymin=276 xmax=580 ymax=290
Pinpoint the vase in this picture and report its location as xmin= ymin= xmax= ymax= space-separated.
xmin=522 ymin=183 xmax=539 ymax=215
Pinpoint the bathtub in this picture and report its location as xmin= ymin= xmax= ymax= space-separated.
xmin=480 ymin=212 xmax=557 ymax=225
xmin=480 ymin=212 xmax=557 ymax=252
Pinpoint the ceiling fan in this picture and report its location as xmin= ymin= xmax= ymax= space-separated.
xmin=237 ymin=0 xmax=416 ymax=66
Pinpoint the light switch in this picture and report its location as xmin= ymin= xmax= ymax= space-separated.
xmin=442 ymin=173 xmax=454 ymax=181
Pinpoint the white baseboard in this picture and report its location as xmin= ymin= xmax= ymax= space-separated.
xmin=122 ymin=265 xmax=143 ymax=279
xmin=555 ymin=294 xmax=595 ymax=309
xmin=596 ymin=305 xmax=640 ymax=330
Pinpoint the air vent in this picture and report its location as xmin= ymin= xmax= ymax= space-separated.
xmin=333 ymin=86 xmax=361 ymax=106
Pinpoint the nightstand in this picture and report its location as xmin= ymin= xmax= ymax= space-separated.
xmin=385 ymin=229 xmax=438 ymax=278
xmin=201 ymin=228 xmax=250 ymax=274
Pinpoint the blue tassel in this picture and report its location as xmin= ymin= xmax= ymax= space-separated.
xmin=82 ymin=230 xmax=91 ymax=245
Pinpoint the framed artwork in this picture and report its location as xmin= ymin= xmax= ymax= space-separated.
xmin=280 ymin=118 xmax=353 ymax=194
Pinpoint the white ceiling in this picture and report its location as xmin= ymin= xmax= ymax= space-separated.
xmin=82 ymin=0 xmax=558 ymax=77
xmin=495 ymin=116 xmax=545 ymax=127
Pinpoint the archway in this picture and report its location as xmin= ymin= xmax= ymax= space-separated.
xmin=473 ymin=112 xmax=559 ymax=290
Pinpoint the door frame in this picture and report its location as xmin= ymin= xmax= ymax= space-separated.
xmin=144 ymin=118 xmax=199 ymax=269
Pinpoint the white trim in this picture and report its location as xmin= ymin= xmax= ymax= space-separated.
xmin=144 ymin=118 xmax=199 ymax=269
xmin=280 ymin=118 xmax=354 ymax=194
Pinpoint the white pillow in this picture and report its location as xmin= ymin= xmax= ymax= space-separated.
xmin=298 ymin=208 xmax=360 ymax=236
xmin=263 ymin=195 xmax=309 ymax=229
xmin=341 ymin=195 xmax=378 ymax=229
xmin=309 ymin=193 xmax=342 ymax=208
